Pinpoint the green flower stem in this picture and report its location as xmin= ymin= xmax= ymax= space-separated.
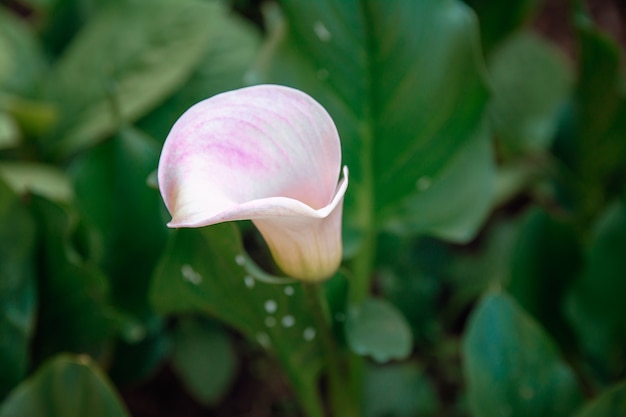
xmin=303 ymin=282 xmax=359 ymax=417
xmin=282 ymin=366 xmax=326 ymax=417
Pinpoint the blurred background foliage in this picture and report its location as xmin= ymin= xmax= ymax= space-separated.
xmin=1 ymin=0 xmax=626 ymax=416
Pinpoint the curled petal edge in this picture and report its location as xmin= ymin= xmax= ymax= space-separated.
xmin=168 ymin=166 xmax=349 ymax=282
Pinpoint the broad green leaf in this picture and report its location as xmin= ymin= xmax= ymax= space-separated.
xmin=29 ymin=195 xmax=117 ymax=360
xmin=0 ymin=180 xmax=37 ymax=398
xmin=573 ymin=381 xmax=626 ymax=417
xmin=567 ymin=201 xmax=626 ymax=378
xmin=364 ymin=362 xmax=439 ymax=417
xmin=70 ymin=126 xmax=167 ymax=319
xmin=0 ymin=111 xmax=19 ymax=149
xmin=251 ymin=0 xmax=491 ymax=241
xmin=151 ymin=224 xmax=323 ymax=406
xmin=557 ymin=15 xmax=626 ymax=215
xmin=139 ymin=0 xmax=261 ymax=140
xmin=0 ymin=9 xmax=47 ymax=95
xmin=382 ymin=122 xmax=494 ymax=242
xmin=346 ymin=298 xmax=412 ymax=363
xmin=0 ymin=354 xmax=130 ymax=417
xmin=508 ymin=208 xmax=580 ymax=348
xmin=463 ymin=0 xmax=540 ymax=54
xmin=376 ymin=235 xmax=448 ymax=344
xmin=488 ymin=31 xmax=573 ymax=156
xmin=575 ymin=18 xmax=622 ymax=143
xmin=41 ymin=0 xmax=216 ymax=158
xmin=171 ymin=318 xmax=238 ymax=406
xmin=0 ymin=94 xmax=58 ymax=137
xmin=447 ymin=216 xmax=520 ymax=315
xmin=107 ymin=316 xmax=168 ymax=386
xmin=463 ymin=292 xmax=584 ymax=417
xmin=0 ymin=162 xmax=73 ymax=203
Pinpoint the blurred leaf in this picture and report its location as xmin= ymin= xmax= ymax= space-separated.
xmin=0 ymin=94 xmax=58 ymax=137
xmin=41 ymin=0 xmax=216 ymax=158
xmin=488 ymin=31 xmax=573 ymax=156
xmin=364 ymin=361 xmax=438 ymax=417
xmin=30 ymin=195 xmax=117 ymax=360
xmin=252 ymin=0 xmax=491 ymax=242
xmin=0 ymin=8 xmax=47 ymax=96
xmin=575 ymin=19 xmax=622 ymax=144
xmin=0 ymin=162 xmax=73 ymax=203
xmin=139 ymin=0 xmax=261 ymax=140
xmin=0 ymin=354 xmax=130 ymax=417
xmin=508 ymin=208 xmax=580 ymax=348
xmin=558 ymin=17 xmax=626 ymax=218
xmin=107 ymin=315 xmax=168 ymax=386
xmin=151 ymin=224 xmax=323 ymax=404
xmin=447 ymin=216 xmax=520 ymax=315
xmin=463 ymin=292 xmax=584 ymax=417
xmin=567 ymin=201 xmax=626 ymax=379
xmin=0 ymin=180 xmax=37 ymax=399
xmin=377 ymin=235 xmax=448 ymax=343
xmin=382 ymin=122 xmax=494 ymax=242
xmin=171 ymin=318 xmax=238 ymax=406
xmin=346 ymin=298 xmax=412 ymax=363
xmin=70 ymin=126 xmax=167 ymax=319
xmin=0 ymin=111 xmax=19 ymax=149
xmin=463 ymin=0 xmax=540 ymax=54
xmin=573 ymin=380 xmax=626 ymax=417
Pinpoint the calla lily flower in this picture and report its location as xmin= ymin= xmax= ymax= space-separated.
xmin=158 ymin=84 xmax=348 ymax=282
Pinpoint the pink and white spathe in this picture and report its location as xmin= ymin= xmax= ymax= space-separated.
xmin=158 ymin=84 xmax=348 ymax=282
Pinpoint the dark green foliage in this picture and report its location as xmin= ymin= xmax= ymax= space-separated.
xmin=0 ymin=0 xmax=625 ymax=415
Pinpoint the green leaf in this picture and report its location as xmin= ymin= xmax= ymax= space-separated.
xmin=557 ymin=16 xmax=626 ymax=215
xmin=463 ymin=0 xmax=540 ymax=53
xmin=447 ymin=216 xmax=523 ymax=324
xmin=376 ymin=235 xmax=448 ymax=344
xmin=0 ymin=180 xmax=37 ymax=399
xmin=0 ymin=162 xmax=73 ymax=203
xmin=382 ymin=122 xmax=494 ymax=242
xmin=364 ymin=361 xmax=439 ymax=417
xmin=41 ymin=0 xmax=216 ymax=157
xmin=488 ymin=31 xmax=573 ymax=156
xmin=0 ymin=9 xmax=47 ymax=96
xmin=508 ymin=208 xmax=580 ymax=348
xmin=575 ymin=19 xmax=622 ymax=143
xmin=0 ymin=111 xmax=19 ymax=149
xmin=567 ymin=201 xmax=626 ymax=378
xmin=463 ymin=292 xmax=584 ymax=417
xmin=171 ymin=318 xmax=238 ymax=406
xmin=573 ymin=381 xmax=626 ymax=417
xmin=251 ymin=0 xmax=491 ymax=241
xmin=346 ymin=298 xmax=413 ymax=363
xmin=139 ymin=0 xmax=261 ymax=140
xmin=151 ymin=224 xmax=323 ymax=404
xmin=0 ymin=354 xmax=130 ymax=417
xmin=70 ymin=126 xmax=167 ymax=319
xmin=30 ymin=195 xmax=117 ymax=360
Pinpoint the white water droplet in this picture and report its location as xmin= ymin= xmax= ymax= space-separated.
xmin=303 ymin=327 xmax=316 ymax=341
xmin=416 ymin=176 xmax=432 ymax=191
xmin=244 ymin=276 xmax=255 ymax=288
xmin=265 ymin=316 xmax=276 ymax=328
xmin=256 ymin=332 xmax=270 ymax=348
xmin=284 ymin=286 xmax=295 ymax=296
xmin=313 ymin=21 xmax=332 ymax=42
xmin=235 ymin=254 xmax=245 ymax=266
xmin=181 ymin=264 xmax=202 ymax=285
xmin=281 ymin=315 xmax=295 ymax=328
xmin=264 ymin=299 xmax=278 ymax=314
